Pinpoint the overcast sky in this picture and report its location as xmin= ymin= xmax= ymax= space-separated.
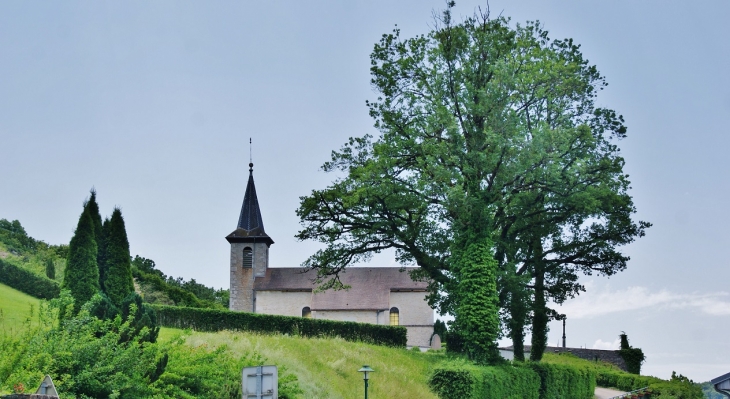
xmin=1 ymin=1 xmax=729 ymax=383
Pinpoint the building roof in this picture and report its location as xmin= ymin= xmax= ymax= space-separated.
xmin=254 ymin=267 xmax=428 ymax=311
xmin=226 ymin=163 xmax=274 ymax=245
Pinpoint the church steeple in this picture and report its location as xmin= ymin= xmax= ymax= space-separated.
xmin=226 ymin=162 xmax=274 ymax=246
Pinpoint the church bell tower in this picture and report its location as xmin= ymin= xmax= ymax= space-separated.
xmin=226 ymin=162 xmax=274 ymax=311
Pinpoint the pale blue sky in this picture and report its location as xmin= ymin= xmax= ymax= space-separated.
xmin=1 ymin=1 xmax=729 ymax=382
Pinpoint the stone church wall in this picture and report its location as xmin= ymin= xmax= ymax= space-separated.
xmin=229 ymin=242 xmax=269 ymax=312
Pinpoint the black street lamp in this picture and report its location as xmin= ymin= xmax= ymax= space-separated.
xmin=358 ymin=365 xmax=374 ymax=399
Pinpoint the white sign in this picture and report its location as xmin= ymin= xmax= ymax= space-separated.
xmin=242 ymin=365 xmax=278 ymax=399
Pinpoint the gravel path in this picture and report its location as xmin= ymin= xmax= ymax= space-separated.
xmin=595 ymin=387 xmax=626 ymax=399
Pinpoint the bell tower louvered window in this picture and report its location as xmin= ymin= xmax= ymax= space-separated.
xmin=243 ymin=247 xmax=253 ymax=268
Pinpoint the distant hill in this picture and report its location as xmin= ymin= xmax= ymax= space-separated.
xmin=0 ymin=218 xmax=227 ymax=308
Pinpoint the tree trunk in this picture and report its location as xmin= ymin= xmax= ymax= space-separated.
xmin=530 ymin=242 xmax=548 ymax=361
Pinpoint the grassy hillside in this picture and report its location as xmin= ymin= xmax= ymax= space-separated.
xmin=159 ymin=327 xmax=443 ymax=399
xmin=0 ymin=283 xmax=41 ymax=328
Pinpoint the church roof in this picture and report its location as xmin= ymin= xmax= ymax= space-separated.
xmin=226 ymin=163 xmax=274 ymax=245
xmin=254 ymin=267 xmax=428 ymax=311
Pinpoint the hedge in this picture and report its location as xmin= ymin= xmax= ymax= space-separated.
xmin=152 ymin=305 xmax=408 ymax=347
xmin=596 ymin=370 xmax=703 ymax=399
xmin=524 ymin=362 xmax=595 ymax=399
xmin=429 ymin=361 xmax=540 ymax=399
xmin=429 ymin=361 xmax=597 ymax=399
xmin=0 ymin=258 xmax=60 ymax=300
xmin=428 ymin=361 xmax=540 ymax=399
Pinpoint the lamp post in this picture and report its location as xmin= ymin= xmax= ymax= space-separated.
xmin=358 ymin=365 xmax=374 ymax=399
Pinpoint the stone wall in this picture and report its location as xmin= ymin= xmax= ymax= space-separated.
xmin=229 ymin=242 xmax=269 ymax=312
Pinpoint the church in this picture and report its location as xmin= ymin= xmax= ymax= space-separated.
xmin=226 ymin=162 xmax=434 ymax=347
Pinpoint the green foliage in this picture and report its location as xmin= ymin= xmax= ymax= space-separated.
xmin=0 ymin=219 xmax=67 ymax=282
xmin=131 ymin=262 xmax=222 ymax=309
xmin=617 ymin=333 xmax=645 ymax=374
xmin=0 ymin=259 xmax=60 ymax=300
xmin=450 ymin=240 xmax=500 ymax=363
xmin=429 ymin=360 xmax=540 ymax=399
xmin=1 ymin=297 xmax=162 ymax=399
xmin=150 ymin=337 xmax=302 ymax=399
xmin=0 ymin=219 xmax=38 ymax=254
xmin=295 ymin=3 xmax=649 ymax=360
xmin=103 ymin=208 xmax=134 ymax=306
xmin=62 ymin=210 xmax=100 ymax=312
xmin=523 ymin=362 xmax=595 ymax=399
xmin=44 ymin=258 xmax=55 ymax=280
xmin=153 ymin=305 xmax=408 ymax=347
xmin=432 ymin=319 xmax=447 ymax=344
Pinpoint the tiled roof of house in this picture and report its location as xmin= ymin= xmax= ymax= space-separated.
xmin=254 ymin=267 xmax=428 ymax=311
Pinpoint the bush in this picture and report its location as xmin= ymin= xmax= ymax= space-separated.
xmin=595 ymin=369 xmax=702 ymax=399
xmin=153 ymin=305 xmax=407 ymax=347
xmin=524 ymin=362 xmax=595 ymax=399
xmin=429 ymin=360 xmax=540 ymax=399
xmin=132 ymin=266 xmax=221 ymax=309
xmin=0 ymin=258 xmax=60 ymax=300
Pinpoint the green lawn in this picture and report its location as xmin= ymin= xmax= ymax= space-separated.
xmin=0 ymin=283 xmax=41 ymax=329
xmin=160 ymin=327 xmax=444 ymax=399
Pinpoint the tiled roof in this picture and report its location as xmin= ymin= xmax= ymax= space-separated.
xmin=254 ymin=267 xmax=428 ymax=311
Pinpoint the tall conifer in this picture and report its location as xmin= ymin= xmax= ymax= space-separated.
xmin=63 ymin=209 xmax=100 ymax=311
xmin=104 ymin=208 xmax=135 ymax=306
xmin=84 ymin=189 xmax=108 ymax=289
xmin=98 ymin=217 xmax=111 ymax=290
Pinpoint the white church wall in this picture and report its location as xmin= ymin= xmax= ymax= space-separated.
xmin=255 ymin=291 xmax=312 ymax=317
xmin=312 ymin=310 xmax=378 ymax=324
xmin=388 ymin=291 xmax=433 ymax=326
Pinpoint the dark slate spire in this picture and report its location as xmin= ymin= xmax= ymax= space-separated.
xmin=226 ymin=162 xmax=274 ymax=246
xmin=237 ymin=163 xmax=265 ymax=232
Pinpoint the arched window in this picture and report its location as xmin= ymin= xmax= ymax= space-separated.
xmin=389 ymin=307 xmax=399 ymax=326
xmin=242 ymin=247 xmax=253 ymax=268
xmin=302 ymin=307 xmax=311 ymax=318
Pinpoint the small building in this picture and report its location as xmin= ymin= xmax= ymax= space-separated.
xmin=226 ymin=163 xmax=434 ymax=347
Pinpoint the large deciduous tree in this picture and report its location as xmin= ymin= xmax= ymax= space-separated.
xmin=296 ymin=4 xmax=648 ymax=363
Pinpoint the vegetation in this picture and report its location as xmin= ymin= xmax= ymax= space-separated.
xmin=429 ymin=360 xmax=541 ymax=399
xmin=153 ymin=304 xmax=407 ymax=347
xmin=618 ymin=332 xmax=645 ymax=374
xmin=0 ymin=259 xmax=60 ymax=300
xmin=295 ymin=2 xmax=649 ymax=362
xmin=62 ymin=209 xmax=100 ymax=312
xmin=132 ymin=256 xmax=228 ymax=309
xmin=102 ymin=208 xmax=135 ymax=307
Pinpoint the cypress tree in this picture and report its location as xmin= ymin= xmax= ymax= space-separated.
xmin=104 ymin=208 xmax=135 ymax=306
xmin=98 ymin=217 xmax=111 ymax=290
xmin=63 ymin=209 xmax=100 ymax=311
xmin=84 ymin=189 xmax=108 ymax=289
xmin=45 ymin=257 xmax=55 ymax=280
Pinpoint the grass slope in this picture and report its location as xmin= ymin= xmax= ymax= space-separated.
xmin=0 ymin=283 xmax=41 ymax=328
xmin=160 ymin=327 xmax=443 ymax=399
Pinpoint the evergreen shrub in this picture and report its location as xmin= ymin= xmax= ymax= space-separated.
xmin=524 ymin=362 xmax=596 ymax=399
xmin=0 ymin=258 xmax=60 ymax=299
xmin=152 ymin=305 xmax=407 ymax=347
xmin=429 ymin=361 xmax=540 ymax=399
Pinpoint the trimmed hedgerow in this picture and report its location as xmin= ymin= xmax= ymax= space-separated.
xmin=152 ymin=305 xmax=407 ymax=347
xmin=429 ymin=361 xmax=597 ymax=399
xmin=0 ymin=258 xmax=60 ymax=299
xmin=524 ymin=362 xmax=595 ymax=399
xmin=596 ymin=370 xmax=703 ymax=399
xmin=429 ymin=361 xmax=540 ymax=399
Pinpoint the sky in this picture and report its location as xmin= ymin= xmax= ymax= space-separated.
xmin=1 ymin=0 xmax=729 ymax=383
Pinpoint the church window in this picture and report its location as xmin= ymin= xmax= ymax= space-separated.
xmin=302 ymin=307 xmax=311 ymax=318
xmin=243 ymin=247 xmax=253 ymax=268
xmin=389 ymin=307 xmax=399 ymax=326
